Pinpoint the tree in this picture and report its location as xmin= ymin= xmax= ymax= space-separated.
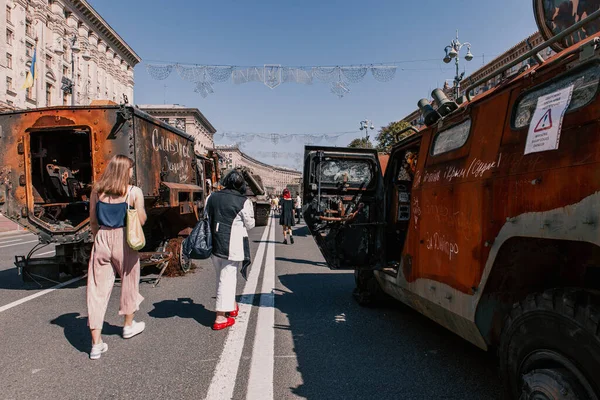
xmin=348 ymin=137 xmax=373 ymax=149
xmin=375 ymin=120 xmax=413 ymax=152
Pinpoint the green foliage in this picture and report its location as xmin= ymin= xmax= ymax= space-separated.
xmin=348 ymin=137 xmax=374 ymax=149
xmin=375 ymin=120 xmax=413 ymax=152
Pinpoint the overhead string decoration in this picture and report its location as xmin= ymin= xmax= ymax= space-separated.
xmin=145 ymin=62 xmax=399 ymax=98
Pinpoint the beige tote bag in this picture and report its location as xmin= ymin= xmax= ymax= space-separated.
xmin=126 ymin=186 xmax=146 ymax=251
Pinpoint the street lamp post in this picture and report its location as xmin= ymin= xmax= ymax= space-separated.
xmin=443 ymin=30 xmax=473 ymax=99
xmin=56 ymin=34 xmax=80 ymax=106
xmin=359 ymin=119 xmax=375 ymax=142
xmin=69 ymin=35 xmax=80 ymax=106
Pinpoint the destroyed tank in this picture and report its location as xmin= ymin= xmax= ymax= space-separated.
xmin=0 ymin=103 xmax=205 ymax=280
xmin=232 ymin=167 xmax=271 ymax=226
xmin=303 ymin=2 xmax=600 ymax=398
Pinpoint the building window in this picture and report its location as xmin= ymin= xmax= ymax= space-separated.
xmin=6 ymin=5 xmax=11 ymax=23
xmin=6 ymin=28 xmax=13 ymax=45
xmin=26 ymin=85 xmax=32 ymax=100
xmin=26 ymin=42 xmax=33 ymax=58
xmin=45 ymin=54 xmax=52 ymax=69
xmin=6 ymin=53 xmax=11 ymax=69
xmin=62 ymin=45 xmax=68 ymax=61
xmin=63 ymin=94 xmax=68 ymax=106
xmin=6 ymin=76 xmax=13 ymax=92
xmin=63 ymin=65 xmax=68 ymax=77
xmin=46 ymin=83 xmax=53 ymax=105
xmin=25 ymin=19 xmax=34 ymax=38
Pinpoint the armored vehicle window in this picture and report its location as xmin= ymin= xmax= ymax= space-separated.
xmin=319 ymin=159 xmax=373 ymax=186
xmin=431 ymin=119 xmax=471 ymax=156
xmin=513 ymin=63 xmax=600 ymax=129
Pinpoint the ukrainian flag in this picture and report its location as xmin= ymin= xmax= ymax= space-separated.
xmin=22 ymin=47 xmax=36 ymax=89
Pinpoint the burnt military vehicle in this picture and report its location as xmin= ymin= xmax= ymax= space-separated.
xmin=232 ymin=166 xmax=271 ymax=226
xmin=304 ymin=2 xmax=600 ymax=398
xmin=0 ymin=103 xmax=204 ymax=279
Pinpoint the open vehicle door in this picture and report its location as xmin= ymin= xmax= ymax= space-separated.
xmin=302 ymin=146 xmax=385 ymax=270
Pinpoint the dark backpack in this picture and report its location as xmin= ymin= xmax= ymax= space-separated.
xmin=182 ymin=218 xmax=212 ymax=260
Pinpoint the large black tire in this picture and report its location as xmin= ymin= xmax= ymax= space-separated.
xmin=499 ymin=289 xmax=600 ymax=400
xmin=353 ymin=270 xmax=388 ymax=307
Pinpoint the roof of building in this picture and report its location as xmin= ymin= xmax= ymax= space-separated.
xmin=137 ymin=104 xmax=217 ymax=134
xmin=68 ymin=0 xmax=141 ymax=66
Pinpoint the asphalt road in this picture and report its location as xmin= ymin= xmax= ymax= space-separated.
xmin=0 ymin=217 xmax=502 ymax=400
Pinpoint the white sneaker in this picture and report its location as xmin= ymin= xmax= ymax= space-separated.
xmin=123 ymin=320 xmax=145 ymax=339
xmin=90 ymin=342 xmax=108 ymax=360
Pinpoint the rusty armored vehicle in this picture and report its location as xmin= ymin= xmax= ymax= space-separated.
xmin=233 ymin=166 xmax=271 ymax=226
xmin=304 ymin=2 xmax=600 ymax=398
xmin=0 ymin=103 xmax=205 ymax=280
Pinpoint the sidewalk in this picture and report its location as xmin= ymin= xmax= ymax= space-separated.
xmin=0 ymin=214 xmax=23 ymax=233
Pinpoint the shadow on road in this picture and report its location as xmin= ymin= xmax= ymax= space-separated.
xmin=274 ymin=273 xmax=501 ymax=400
xmin=148 ymin=297 xmax=213 ymax=327
xmin=0 ymin=268 xmax=87 ymax=291
xmin=291 ymin=226 xmax=309 ymax=237
xmin=51 ymin=312 xmax=122 ymax=353
xmin=275 ymin=257 xmax=326 ymax=267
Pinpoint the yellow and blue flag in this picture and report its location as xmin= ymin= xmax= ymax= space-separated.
xmin=22 ymin=47 xmax=36 ymax=89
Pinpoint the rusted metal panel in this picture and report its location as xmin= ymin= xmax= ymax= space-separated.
xmin=0 ymin=105 xmax=199 ymax=249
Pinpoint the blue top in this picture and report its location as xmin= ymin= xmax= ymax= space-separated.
xmin=96 ymin=200 xmax=127 ymax=228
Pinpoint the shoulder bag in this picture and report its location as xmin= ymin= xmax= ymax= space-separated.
xmin=126 ymin=186 xmax=146 ymax=251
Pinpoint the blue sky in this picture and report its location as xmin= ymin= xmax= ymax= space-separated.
xmin=89 ymin=0 xmax=537 ymax=169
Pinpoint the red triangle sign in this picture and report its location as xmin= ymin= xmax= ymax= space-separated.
xmin=534 ymin=109 xmax=553 ymax=132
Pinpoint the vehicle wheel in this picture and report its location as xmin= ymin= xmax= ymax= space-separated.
xmin=353 ymin=270 xmax=387 ymax=307
xmin=499 ymin=289 xmax=600 ymax=400
xmin=164 ymin=237 xmax=192 ymax=276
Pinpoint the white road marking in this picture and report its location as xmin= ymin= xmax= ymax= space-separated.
xmin=0 ymin=233 xmax=34 ymax=241
xmin=0 ymin=238 xmax=28 ymax=245
xmin=33 ymin=250 xmax=56 ymax=257
xmin=204 ymin=217 xmax=272 ymax=400
xmin=246 ymin=214 xmax=276 ymax=400
xmin=0 ymin=275 xmax=86 ymax=313
xmin=0 ymin=239 xmax=39 ymax=249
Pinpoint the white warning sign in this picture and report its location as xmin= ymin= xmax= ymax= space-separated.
xmin=525 ymin=85 xmax=574 ymax=155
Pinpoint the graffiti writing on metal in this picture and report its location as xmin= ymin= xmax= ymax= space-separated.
xmin=151 ymin=129 xmax=191 ymax=159
xmin=164 ymin=157 xmax=190 ymax=182
xmin=423 ymin=203 xmax=479 ymax=241
xmin=423 ymin=154 xmax=502 ymax=184
xmin=425 ymin=231 xmax=459 ymax=261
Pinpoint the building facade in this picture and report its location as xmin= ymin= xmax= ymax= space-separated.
xmin=215 ymin=145 xmax=302 ymax=194
xmin=0 ymin=0 xmax=140 ymax=110
xmin=138 ymin=104 xmax=217 ymax=156
xmin=402 ymin=32 xmax=554 ymax=128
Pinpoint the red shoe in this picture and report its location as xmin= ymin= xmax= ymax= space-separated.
xmin=212 ymin=317 xmax=235 ymax=331
xmin=227 ymin=304 xmax=239 ymax=318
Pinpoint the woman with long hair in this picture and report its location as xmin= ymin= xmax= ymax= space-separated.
xmin=87 ymin=155 xmax=147 ymax=359
xmin=279 ymin=188 xmax=295 ymax=244
xmin=204 ymin=170 xmax=255 ymax=330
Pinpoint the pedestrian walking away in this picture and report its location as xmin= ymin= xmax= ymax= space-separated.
xmin=204 ymin=170 xmax=255 ymax=331
xmin=86 ymin=155 xmax=147 ymax=360
xmin=280 ymin=188 xmax=295 ymax=244
xmin=295 ymin=192 xmax=302 ymax=224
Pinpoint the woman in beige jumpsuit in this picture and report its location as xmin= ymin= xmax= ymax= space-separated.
xmin=87 ymin=155 xmax=147 ymax=360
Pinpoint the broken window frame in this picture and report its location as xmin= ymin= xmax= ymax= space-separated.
xmin=511 ymin=61 xmax=600 ymax=130
xmin=430 ymin=118 xmax=472 ymax=157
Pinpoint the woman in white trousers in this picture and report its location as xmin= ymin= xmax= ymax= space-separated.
xmin=204 ymin=170 xmax=255 ymax=330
